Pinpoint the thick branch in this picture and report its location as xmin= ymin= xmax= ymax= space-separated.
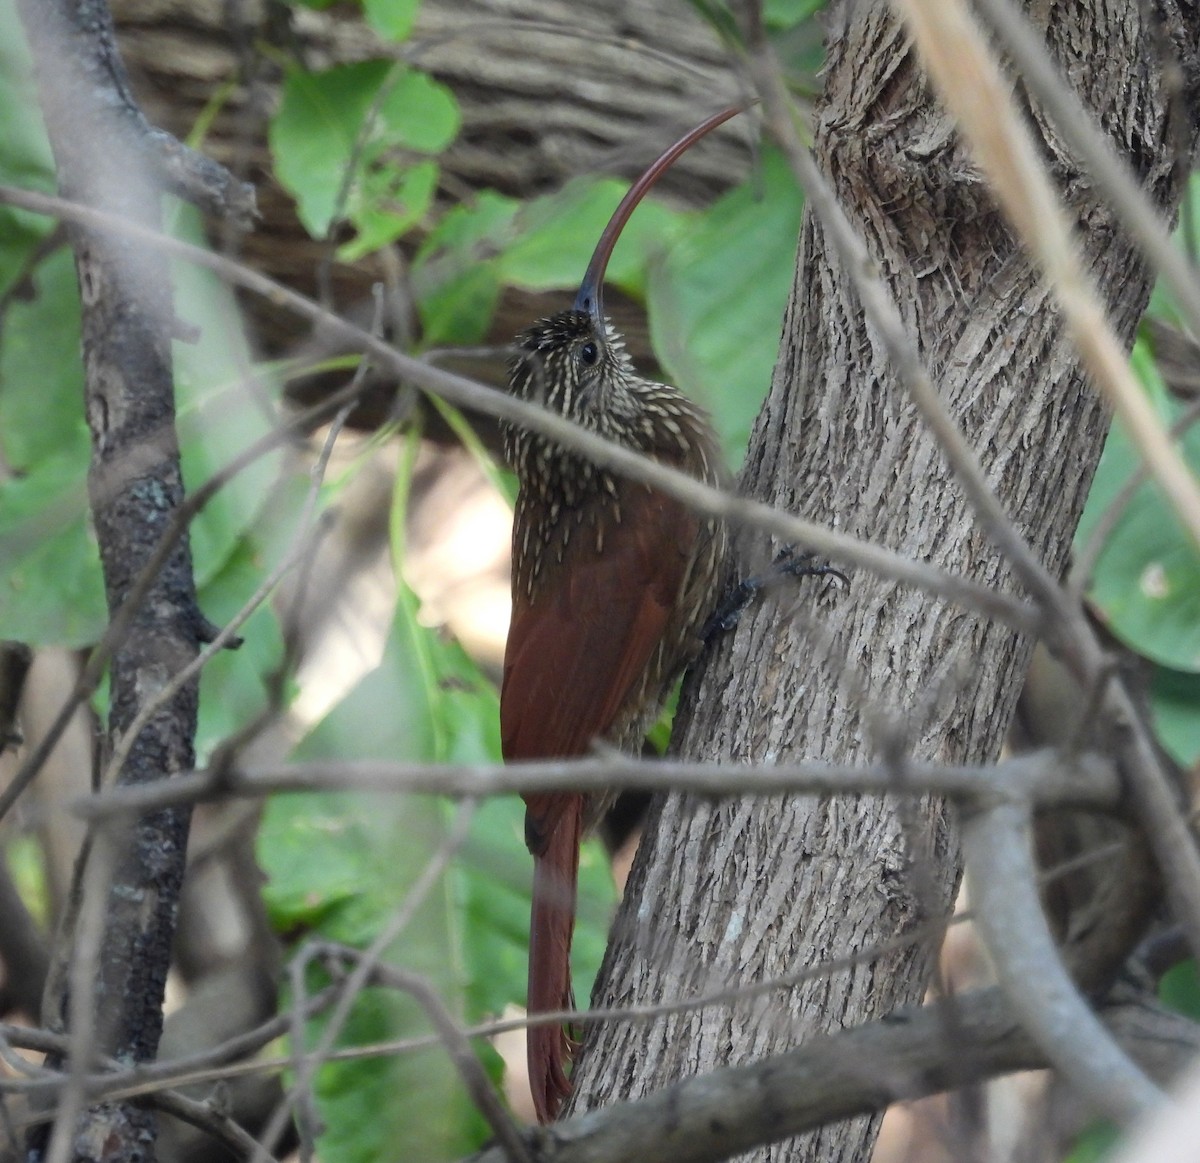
xmin=962 ymin=800 xmax=1163 ymax=1120
xmin=465 ymin=989 xmax=1197 ymax=1163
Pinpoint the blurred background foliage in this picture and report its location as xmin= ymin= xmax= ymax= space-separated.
xmin=0 ymin=0 xmax=1198 ymax=1158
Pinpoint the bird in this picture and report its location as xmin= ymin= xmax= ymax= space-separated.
xmin=499 ymin=106 xmax=743 ymax=1123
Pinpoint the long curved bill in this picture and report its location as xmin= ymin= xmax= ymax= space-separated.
xmin=573 ymin=104 xmax=751 ymax=329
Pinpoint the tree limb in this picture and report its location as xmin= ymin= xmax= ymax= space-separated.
xmin=10 ymin=1 xmax=240 ymax=1158
xmin=464 ymin=989 xmax=1197 ymax=1163
xmin=962 ymin=799 xmax=1163 ymax=1121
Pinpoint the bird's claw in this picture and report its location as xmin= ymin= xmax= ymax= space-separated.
xmin=702 ymin=544 xmax=849 ymax=641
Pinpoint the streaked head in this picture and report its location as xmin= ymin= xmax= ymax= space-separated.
xmin=507 ymin=104 xmax=748 ymax=434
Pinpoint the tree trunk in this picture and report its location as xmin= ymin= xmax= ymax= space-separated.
xmin=570 ymin=3 xmax=1197 ymax=1161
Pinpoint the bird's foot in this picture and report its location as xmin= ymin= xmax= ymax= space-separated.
xmin=702 ymin=546 xmax=848 ymax=641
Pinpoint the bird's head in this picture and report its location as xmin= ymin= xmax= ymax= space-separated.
xmin=506 ymin=104 xmax=747 ymax=442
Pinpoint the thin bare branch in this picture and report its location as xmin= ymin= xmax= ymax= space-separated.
xmin=9 ymin=982 xmax=1195 ymax=1163
xmin=43 ymin=831 xmax=119 ymax=1163
xmin=0 ymin=985 xmax=346 ymax=1105
xmin=66 ymin=748 xmax=1121 ymax=820
xmin=0 ymin=828 xmax=1150 ymax=1127
xmin=319 ymin=945 xmax=533 ymax=1163
xmin=131 ymin=1087 xmax=270 ymax=1162
xmin=6 ymin=1024 xmax=272 ymax=1161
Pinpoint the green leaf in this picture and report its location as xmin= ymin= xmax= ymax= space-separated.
xmin=257 ymin=604 xmax=502 ymax=1153
xmin=1146 ymin=170 xmax=1200 ymax=325
xmin=5 ymin=833 xmax=49 ymax=930
xmin=683 ymin=0 xmax=742 ymax=45
xmin=268 ymin=786 xmax=501 ymax=1163
xmin=193 ymin=536 xmax=287 ymax=763
xmin=1075 ymin=340 xmax=1200 ymax=671
xmin=0 ymin=0 xmax=52 ymax=183
xmin=1159 ymin=958 xmax=1200 ymax=1021
xmin=1082 ymin=483 xmax=1200 ymax=669
xmin=289 ymin=583 xmax=503 ymax=772
xmin=416 ymin=191 xmax=518 ymax=266
xmin=647 ymin=147 xmax=803 ymax=462
xmin=0 ymin=457 xmax=106 ymax=645
xmin=337 ymin=158 xmax=438 ymax=261
xmin=375 ymin=67 xmax=458 ymax=154
xmin=0 ymin=0 xmax=56 ymax=297
xmin=297 ymin=984 xmax=494 ymax=1163
xmin=270 ymin=62 xmax=458 ymax=246
xmin=418 ymin=257 xmax=503 ymax=348
xmin=0 ymin=248 xmax=89 ymax=472
xmin=1150 ymin=667 xmax=1200 ymax=768
xmin=501 ymin=178 xmax=682 ymax=295
xmin=1061 ymin=1123 xmax=1119 ymax=1163
xmin=412 ymin=192 xmax=519 ymax=346
xmin=1182 ymin=171 xmax=1200 ymax=266
xmin=763 ymin=0 xmax=826 ymax=29
xmin=455 ymin=796 xmax=613 ymax=1017
xmin=271 ymin=60 xmax=392 ymax=238
xmin=364 ymin=0 xmax=420 ymax=41
xmin=259 ymin=792 xmax=374 ymax=935
xmin=170 ymin=205 xmax=288 ymax=588
xmin=259 ymin=584 xmax=616 ymax=1153
xmin=0 ymin=205 xmax=295 ymax=649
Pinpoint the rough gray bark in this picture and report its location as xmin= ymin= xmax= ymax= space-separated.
xmin=13 ymin=1 xmax=217 ymax=1158
xmin=569 ymin=3 xmax=1198 ymax=1161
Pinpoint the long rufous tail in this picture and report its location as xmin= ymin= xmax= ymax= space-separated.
xmin=526 ymin=798 xmax=583 ymax=1123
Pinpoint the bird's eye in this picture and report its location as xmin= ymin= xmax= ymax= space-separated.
xmin=579 ymin=341 xmax=599 ymax=366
